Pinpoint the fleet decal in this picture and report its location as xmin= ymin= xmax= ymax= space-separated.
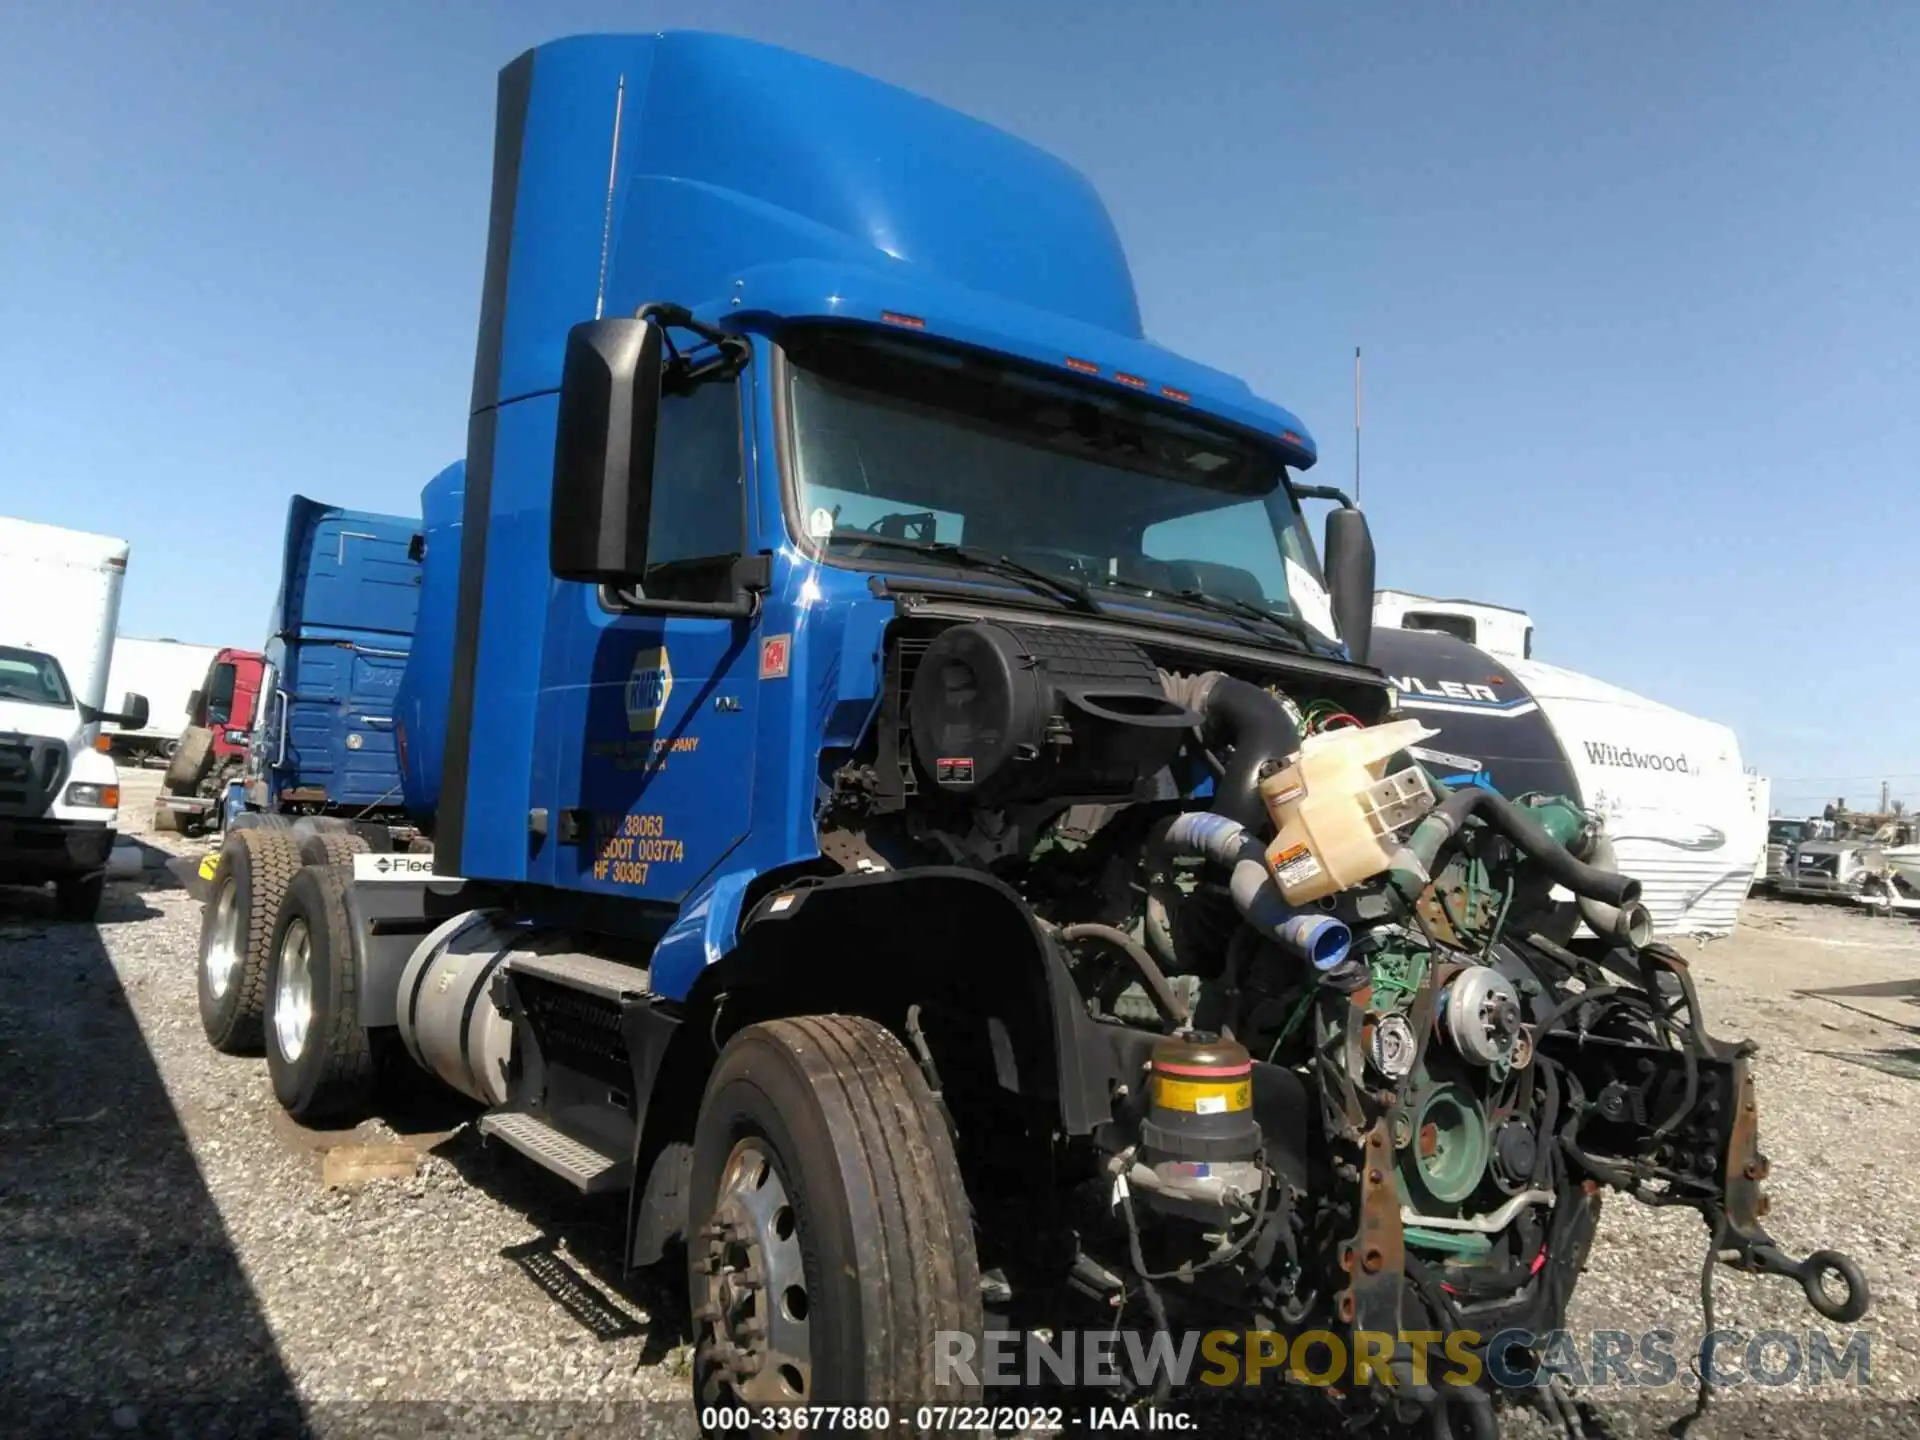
xmin=625 ymin=647 xmax=673 ymax=733
xmin=592 ymin=810 xmax=687 ymax=888
xmin=351 ymin=852 xmax=440 ymax=881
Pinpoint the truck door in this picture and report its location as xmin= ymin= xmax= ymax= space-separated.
xmin=537 ymin=376 xmax=761 ymax=905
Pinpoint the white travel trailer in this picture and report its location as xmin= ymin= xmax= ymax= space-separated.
xmin=1509 ymin=659 xmax=1766 ymax=936
xmin=1373 ymin=590 xmax=1533 ymax=664
xmin=1372 ymin=594 xmax=1767 ymax=938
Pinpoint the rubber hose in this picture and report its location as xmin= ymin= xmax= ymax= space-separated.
xmin=1055 ymin=923 xmax=1190 ymax=1029
xmin=1143 ymin=883 xmax=1180 ymax=969
xmin=1416 ymin=787 xmax=1641 ymax=909
xmin=1574 ymin=832 xmax=1654 ymax=948
xmin=1161 ymin=672 xmax=1302 ymax=834
xmin=1158 ymin=813 xmax=1354 ymax=972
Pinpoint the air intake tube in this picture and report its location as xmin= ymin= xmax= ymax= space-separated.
xmin=1574 ymin=831 xmax=1655 ymax=949
xmin=1158 ymin=810 xmax=1352 ymax=972
xmin=1160 ymin=671 xmax=1303 ymax=834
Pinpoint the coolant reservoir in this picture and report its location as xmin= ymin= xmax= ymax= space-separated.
xmin=1258 ymin=718 xmax=1440 ymax=904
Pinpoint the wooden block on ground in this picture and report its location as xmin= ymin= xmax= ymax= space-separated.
xmin=322 ymin=1143 xmax=419 ymax=1189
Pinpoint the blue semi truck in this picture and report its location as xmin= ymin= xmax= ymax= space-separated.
xmin=193 ymin=32 xmax=1861 ymax=1428
xmin=184 ymin=477 xmax=461 ymax=845
xmin=247 ymin=495 xmax=421 ymax=824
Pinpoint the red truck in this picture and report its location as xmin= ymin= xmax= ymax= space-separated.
xmin=154 ymin=647 xmax=265 ymax=833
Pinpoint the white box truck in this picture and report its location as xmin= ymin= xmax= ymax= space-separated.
xmin=0 ymin=517 xmax=150 ymax=918
xmin=104 ymin=637 xmax=220 ymax=763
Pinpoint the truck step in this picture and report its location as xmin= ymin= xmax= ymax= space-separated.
xmin=507 ymin=950 xmax=650 ymax=1002
xmin=478 ymin=1109 xmax=632 ymax=1194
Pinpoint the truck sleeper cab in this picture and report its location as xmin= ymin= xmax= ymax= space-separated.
xmin=194 ymin=31 xmax=1866 ymax=1430
xmin=168 ymin=496 xmax=427 ymax=852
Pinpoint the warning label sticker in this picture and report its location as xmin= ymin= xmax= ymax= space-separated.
xmin=1269 ymin=841 xmax=1324 ymax=889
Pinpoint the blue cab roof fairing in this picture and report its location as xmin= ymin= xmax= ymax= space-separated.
xmin=481 ymin=31 xmax=1315 ymax=460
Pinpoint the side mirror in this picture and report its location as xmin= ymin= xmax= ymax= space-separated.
xmin=1323 ymin=506 xmax=1376 ymax=666
xmin=550 ymin=317 xmax=664 ymax=584
xmin=185 ymin=688 xmax=205 ymax=725
xmin=83 ymin=691 xmax=151 ymax=731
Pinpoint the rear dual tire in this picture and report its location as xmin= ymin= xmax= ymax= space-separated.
xmin=197 ymin=828 xmax=302 ymax=1053
xmin=264 ymin=863 xmax=375 ymax=1122
xmin=298 ymin=827 xmax=369 ymax=870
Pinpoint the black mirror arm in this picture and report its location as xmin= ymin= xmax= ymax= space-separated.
xmin=1291 ymin=483 xmax=1356 ymax=508
xmin=637 ymin=303 xmax=750 ymax=381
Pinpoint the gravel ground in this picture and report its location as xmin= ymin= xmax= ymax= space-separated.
xmin=4 ymin=768 xmax=1918 ymax=1438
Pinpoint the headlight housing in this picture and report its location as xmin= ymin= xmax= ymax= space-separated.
xmin=64 ymin=782 xmax=120 ymax=810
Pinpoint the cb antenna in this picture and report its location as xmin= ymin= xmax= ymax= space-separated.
xmin=1353 ymin=345 xmax=1362 ymax=505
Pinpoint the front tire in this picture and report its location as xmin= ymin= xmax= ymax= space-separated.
xmin=197 ymin=828 xmax=302 ymax=1053
xmin=265 ymin=863 xmax=375 ymax=1122
xmin=688 ymin=1015 xmax=981 ymax=1427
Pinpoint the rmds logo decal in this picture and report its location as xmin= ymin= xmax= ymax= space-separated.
xmin=625 ymin=647 xmax=674 ymax=733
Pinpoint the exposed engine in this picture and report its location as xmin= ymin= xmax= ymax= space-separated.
xmin=824 ymin=619 xmax=1866 ymax=1427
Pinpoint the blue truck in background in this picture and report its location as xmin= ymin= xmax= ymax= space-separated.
xmin=202 ymin=480 xmax=462 ymax=844
xmin=245 ymin=496 xmax=420 ymax=823
xmin=189 ymin=32 xmax=1861 ymax=1429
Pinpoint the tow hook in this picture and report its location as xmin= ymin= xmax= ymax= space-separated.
xmin=1722 ymin=1241 xmax=1870 ymax=1324
xmin=1718 ymin=1055 xmax=1869 ymax=1323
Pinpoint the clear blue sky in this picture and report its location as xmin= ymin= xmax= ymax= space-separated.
xmin=2 ymin=2 xmax=1913 ymax=810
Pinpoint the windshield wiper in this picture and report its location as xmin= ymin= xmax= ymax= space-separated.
xmin=1177 ymin=589 xmax=1327 ymax=652
xmin=838 ymin=535 xmax=1104 ymax=614
xmin=1094 ymin=575 xmax=1327 ymax=653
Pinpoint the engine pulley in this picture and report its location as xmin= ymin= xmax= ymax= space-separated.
xmin=1368 ymin=1012 xmax=1418 ymax=1081
xmin=1441 ymin=967 xmax=1524 ymax=1068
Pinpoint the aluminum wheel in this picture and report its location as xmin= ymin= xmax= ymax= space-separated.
xmin=273 ymin=917 xmax=314 ymax=1063
xmin=695 ymin=1138 xmax=812 ymax=1407
xmin=203 ymin=880 xmax=241 ymax=1000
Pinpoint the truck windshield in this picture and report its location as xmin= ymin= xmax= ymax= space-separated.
xmin=783 ymin=332 xmax=1331 ymax=644
xmin=0 ymin=646 xmax=74 ymax=708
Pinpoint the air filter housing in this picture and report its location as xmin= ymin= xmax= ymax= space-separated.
xmin=907 ymin=621 xmax=1195 ymax=805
